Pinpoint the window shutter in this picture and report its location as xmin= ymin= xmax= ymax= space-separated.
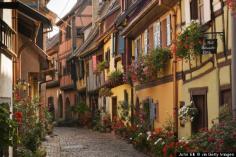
xmin=144 ymin=29 xmax=148 ymax=55
xmin=204 ymin=0 xmax=211 ymax=23
xmin=92 ymin=55 xmax=97 ymax=72
xmin=166 ymin=15 xmax=171 ymax=46
xmin=156 ymin=22 xmax=161 ymax=47
xmin=134 ymin=40 xmax=138 ymax=62
xmin=79 ymin=59 xmax=84 ymax=79
xmin=185 ymin=0 xmax=191 ymax=24
xmin=111 ymin=33 xmax=116 ymax=56
xmin=118 ymin=35 xmax=125 ymax=54
xmin=161 ymin=19 xmax=167 ymax=48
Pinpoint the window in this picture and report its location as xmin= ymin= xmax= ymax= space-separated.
xmin=118 ymin=35 xmax=125 ymax=54
xmin=112 ymin=33 xmax=116 ymax=56
xmin=97 ymin=54 xmax=103 ymax=63
xmin=144 ymin=29 xmax=148 ymax=55
xmin=161 ymin=19 xmax=167 ymax=48
xmin=154 ymin=21 xmax=161 ymax=48
xmin=190 ymin=0 xmax=198 ymax=20
xmin=77 ymin=27 xmax=83 ymax=37
xmin=78 ymin=59 xmax=84 ymax=79
xmin=105 ymin=50 xmax=110 ymax=63
xmin=166 ymin=15 xmax=171 ymax=46
xmin=59 ymin=30 xmax=63 ymax=43
xmin=66 ymin=23 xmax=71 ymax=39
xmin=186 ymin=0 xmax=211 ymax=24
xmin=134 ymin=38 xmax=141 ymax=62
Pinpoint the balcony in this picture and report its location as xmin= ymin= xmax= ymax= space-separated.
xmin=0 ymin=18 xmax=16 ymax=54
xmin=60 ymin=74 xmax=75 ymax=91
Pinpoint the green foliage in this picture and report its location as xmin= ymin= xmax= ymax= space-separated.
xmin=118 ymin=101 xmax=130 ymax=122
xmin=145 ymin=48 xmax=171 ymax=74
xmin=22 ymin=123 xmax=42 ymax=152
xmin=176 ymin=22 xmax=203 ymax=60
xmin=108 ymin=70 xmax=123 ymax=82
xmin=187 ymin=105 xmax=236 ymax=152
xmin=97 ymin=60 xmax=108 ymax=72
xmin=14 ymin=97 xmax=47 ymax=153
xmin=0 ymin=103 xmax=17 ymax=149
xmin=75 ymin=102 xmax=89 ymax=114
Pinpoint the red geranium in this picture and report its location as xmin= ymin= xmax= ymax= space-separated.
xmin=14 ymin=111 xmax=23 ymax=124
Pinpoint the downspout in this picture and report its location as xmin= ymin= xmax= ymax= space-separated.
xmin=172 ymin=9 xmax=178 ymax=137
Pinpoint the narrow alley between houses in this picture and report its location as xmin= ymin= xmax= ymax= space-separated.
xmin=42 ymin=127 xmax=147 ymax=157
xmin=1 ymin=0 xmax=236 ymax=156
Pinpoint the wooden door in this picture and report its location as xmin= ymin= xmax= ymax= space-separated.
xmin=192 ymin=95 xmax=208 ymax=134
xmin=112 ymin=97 xmax=117 ymax=119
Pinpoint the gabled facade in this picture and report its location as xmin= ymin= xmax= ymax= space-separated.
xmin=55 ymin=0 xmax=92 ymax=120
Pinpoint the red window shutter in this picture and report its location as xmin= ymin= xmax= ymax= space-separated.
xmin=92 ymin=55 xmax=97 ymax=72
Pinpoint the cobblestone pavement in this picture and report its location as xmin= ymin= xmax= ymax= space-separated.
xmin=42 ymin=127 xmax=148 ymax=157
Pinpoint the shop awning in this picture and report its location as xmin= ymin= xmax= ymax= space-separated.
xmin=0 ymin=0 xmax=51 ymax=28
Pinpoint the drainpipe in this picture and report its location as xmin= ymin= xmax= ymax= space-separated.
xmin=231 ymin=8 xmax=236 ymax=120
xmin=172 ymin=11 xmax=178 ymax=137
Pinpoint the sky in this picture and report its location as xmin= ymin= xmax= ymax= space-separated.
xmin=47 ymin=0 xmax=77 ymax=37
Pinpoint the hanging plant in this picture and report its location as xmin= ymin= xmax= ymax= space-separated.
xmin=144 ymin=48 xmax=171 ymax=75
xmin=97 ymin=60 xmax=109 ymax=72
xmin=127 ymin=48 xmax=171 ymax=84
xmin=178 ymin=101 xmax=198 ymax=126
xmin=176 ymin=22 xmax=203 ymax=61
xmin=104 ymin=70 xmax=124 ymax=88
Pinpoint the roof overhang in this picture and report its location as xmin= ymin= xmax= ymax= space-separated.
xmin=20 ymin=35 xmax=49 ymax=59
xmin=121 ymin=0 xmax=178 ymax=38
xmin=0 ymin=0 xmax=52 ymax=28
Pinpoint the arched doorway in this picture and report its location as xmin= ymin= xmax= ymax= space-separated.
xmin=65 ymin=97 xmax=71 ymax=120
xmin=48 ymin=96 xmax=55 ymax=121
xmin=58 ymin=94 xmax=63 ymax=119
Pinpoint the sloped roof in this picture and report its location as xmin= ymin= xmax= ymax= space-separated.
xmin=74 ymin=25 xmax=99 ymax=58
xmin=56 ymin=0 xmax=92 ymax=26
xmin=46 ymin=33 xmax=59 ymax=51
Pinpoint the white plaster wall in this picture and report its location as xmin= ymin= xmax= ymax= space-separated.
xmin=2 ymin=0 xmax=12 ymax=28
xmin=0 ymin=52 xmax=13 ymax=157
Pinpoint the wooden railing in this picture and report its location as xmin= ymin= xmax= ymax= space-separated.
xmin=0 ymin=18 xmax=15 ymax=53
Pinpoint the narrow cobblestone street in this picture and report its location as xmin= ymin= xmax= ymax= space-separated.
xmin=42 ymin=127 xmax=148 ymax=157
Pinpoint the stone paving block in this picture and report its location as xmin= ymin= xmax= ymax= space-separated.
xmin=42 ymin=127 xmax=148 ymax=157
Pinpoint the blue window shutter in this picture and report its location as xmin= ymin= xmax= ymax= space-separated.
xmin=118 ymin=35 xmax=125 ymax=54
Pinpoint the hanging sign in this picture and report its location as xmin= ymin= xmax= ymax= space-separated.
xmin=201 ymin=39 xmax=217 ymax=54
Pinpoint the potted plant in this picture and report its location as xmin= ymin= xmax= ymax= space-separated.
xmin=176 ymin=22 xmax=203 ymax=61
xmin=178 ymin=101 xmax=198 ymax=126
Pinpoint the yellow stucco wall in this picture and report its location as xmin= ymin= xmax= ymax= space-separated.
xmin=109 ymin=84 xmax=132 ymax=119
xmin=135 ymin=81 xmax=182 ymax=129
xmin=179 ymin=69 xmax=221 ymax=138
